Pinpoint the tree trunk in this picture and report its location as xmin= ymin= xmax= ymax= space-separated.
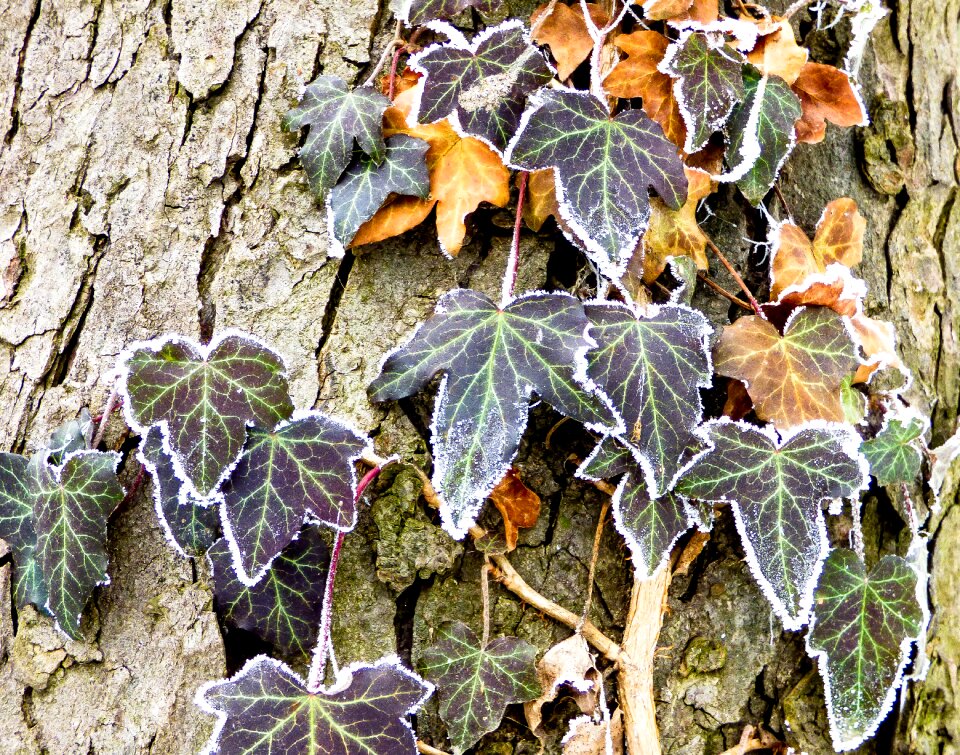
xmin=0 ymin=0 xmax=955 ymax=753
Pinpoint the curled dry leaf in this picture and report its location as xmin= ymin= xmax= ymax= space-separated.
xmin=531 ymin=2 xmax=610 ymax=81
xmin=524 ymin=634 xmax=600 ymax=739
xmin=792 ymin=61 xmax=867 ymax=144
xmin=746 ymin=23 xmax=808 ymax=85
xmin=604 ymin=31 xmax=686 ymax=149
xmin=489 ymin=468 xmax=541 ymax=551
xmin=562 ymin=709 xmax=625 ymax=755
xmin=351 ymin=105 xmax=510 ymax=255
xmin=523 ymin=169 xmax=560 ymax=232
xmin=642 ymin=0 xmax=694 ymax=21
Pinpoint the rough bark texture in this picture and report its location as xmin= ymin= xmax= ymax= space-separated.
xmin=0 ymin=0 xmax=955 ymax=754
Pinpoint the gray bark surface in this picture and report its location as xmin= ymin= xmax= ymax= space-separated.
xmin=0 ymin=0 xmax=955 ymax=753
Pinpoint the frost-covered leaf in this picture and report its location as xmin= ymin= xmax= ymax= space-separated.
xmin=400 ymin=0 xmax=500 ymax=25
xmin=119 ymin=331 xmax=293 ymax=499
xmin=410 ymin=21 xmax=553 ymax=152
xmin=614 ymin=471 xmax=696 ymax=578
xmin=369 ymin=288 xmax=617 ymax=538
xmin=746 ymin=24 xmax=808 ymax=85
xmin=353 ymin=108 xmax=510 ymax=255
xmin=32 ymin=451 xmax=124 ymax=638
xmin=676 ymin=420 xmax=867 ymax=629
xmin=713 ymin=308 xmax=859 ymax=430
xmin=220 ymin=412 xmax=370 ymax=585
xmin=792 ymin=62 xmax=867 ymax=144
xmin=208 ymin=528 xmax=329 ymax=661
xmin=724 ymin=67 xmax=802 ymax=205
xmin=660 ymin=31 xmax=745 ymax=154
xmin=604 ymin=31 xmax=685 ymax=148
xmin=577 ymin=435 xmax=635 ymax=481
xmin=139 ymin=427 xmax=219 ymax=558
xmin=585 ymin=301 xmax=712 ymax=494
xmin=531 ymin=2 xmax=609 ymax=80
xmin=283 ymin=75 xmax=391 ymax=198
xmin=48 ymin=410 xmax=93 ymax=464
xmin=506 ymin=89 xmax=687 ymax=281
xmin=807 ymin=549 xmax=924 ymax=751
xmin=328 ymin=134 xmax=430 ymax=252
xmin=0 ymin=452 xmax=45 ymax=610
xmin=420 ymin=621 xmax=540 ymax=753
xmin=197 ymin=655 xmax=432 ymax=755
xmin=862 ymin=413 xmax=926 ymax=486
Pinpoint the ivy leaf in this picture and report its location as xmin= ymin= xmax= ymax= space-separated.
xmin=220 ymin=412 xmax=370 ymax=585
xmin=723 ymin=67 xmax=802 ymax=205
xmin=713 ymin=308 xmax=859 ymax=430
xmin=32 ymin=450 xmax=124 ymax=638
xmin=400 ymin=0 xmax=500 ymax=26
xmin=660 ymin=30 xmax=746 ymax=154
xmin=746 ymin=24 xmax=808 ymax=85
xmin=642 ymin=0 xmax=695 ymax=20
xmin=47 ymin=409 xmax=93 ymax=464
xmin=409 ymin=21 xmax=553 ymax=153
xmin=531 ymin=2 xmax=609 ymax=81
xmin=283 ymin=75 xmax=391 ymax=198
xmin=197 ymin=655 xmax=433 ymax=754
xmin=506 ymin=89 xmax=687 ymax=281
xmin=862 ymin=413 xmax=926 ymax=486
xmin=208 ymin=527 xmax=329 ymax=662
xmin=489 ymin=469 xmax=541 ymax=551
xmin=119 ymin=331 xmax=294 ymax=499
xmin=807 ymin=549 xmax=924 ymax=751
xmin=584 ymin=301 xmax=712 ymax=495
xmin=369 ymin=289 xmax=618 ymax=538
xmin=577 ymin=435 xmax=635 ymax=481
xmin=138 ymin=427 xmax=219 ymax=558
xmin=420 ymin=621 xmax=540 ymax=753
xmin=0 ymin=452 xmax=46 ymax=610
xmin=792 ymin=62 xmax=867 ymax=145
xmin=677 ymin=420 xmax=867 ymax=629
xmin=328 ymin=134 xmax=431 ymax=253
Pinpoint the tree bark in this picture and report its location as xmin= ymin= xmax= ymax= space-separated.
xmin=0 ymin=1 xmax=955 ymax=754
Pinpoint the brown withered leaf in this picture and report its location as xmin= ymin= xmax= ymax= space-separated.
xmin=562 ymin=710 xmax=624 ymax=755
xmin=769 ymin=197 xmax=865 ymax=298
xmin=713 ymin=308 xmax=859 ymax=429
xmin=642 ymin=0 xmax=694 ymax=21
xmin=637 ymin=167 xmax=714 ymax=283
xmin=524 ymin=634 xmax=599 ymax=740
xmin=723 ymin=378 xmax=753 ymax=420
xmin=850 ymin=312 xmax=902 ymax=384
xmin=747 ymin=23 xmax=808 ymax=85
xmin=531 ymin=2 xmax=610 ymax=81
xmin=352 ymin=105 xmax=510 ymax=254
xmin=489 ymin=468 xmax=541 ymax=551
xmin=683 ymin=0 xmax=719 ymax=22
xmin=522 ymin=169 xmax=560 ymax=232
xmin=604 ymin=31 xmax=686 ymax=148
xmin=792 ymin=62 xmax=867 ymax=144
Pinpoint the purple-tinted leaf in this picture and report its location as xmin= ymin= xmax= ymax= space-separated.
xmin=807 ymin=549 xmax=925 ymax=751
xmin=419 ymin=621 xmax=540 ymax=753
xmin=219 ymin=412 xmax=370 ymax=585
xmin=208 ymin=527 xmax=329 ymax=662
xmin=506 ymin=89 xmax=687 ymax=282
xmin=118 ymin=331 xmax=293 ymax=499
xmin=47 ymin=409 xmax=93 ymax=464
xmin=676 ymin=420 xmax=868 ymax=630
xmin=577 ymin=435 xmax=635 ymax=481
xmin=368 ymin=288 xmax=618 ymax=538
xmin=32 ymin=450 xmax=124 ymax=638
xmin=660 ymin=31 xmax=746 ymax=153
xmin=399 ymin=0 xmax=501 ymax=25
xmin=196 ymin=655 xmax=432 ymax=754
xmin=138 ymin=427 xmax=219 ymax=558
xmin=0 ymin=452 xmax=46 ymax=610
xmin=283 ymin=75 xmax=391 ymax=199
xmin=410 ymin=21 xmax=553 ymax=152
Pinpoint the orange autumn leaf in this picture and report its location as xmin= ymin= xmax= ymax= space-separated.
xmin=522 ymin=169 xmax=560 ymax=232
xmin=769 ymin=197 xmax=865 ymax=298
xmin=531 ymin=2 xmax=609 ymax=81
xmin=637 ymin=167 xmax=714 ymax=282
xmin=352 ymin=105 xmax=510 ymax=255
xmin=489 ymin=468 xmax=541 ymax=551
xmin=641 ymin=0 xmax=694 ymax=21
xmin=792 ymin=62 xmax=867 ymax=144
xmin=604 ymin=31 xmax=686 ymax=148
xmin=723 ymin=378 xmax=753 ymax=420
xmin=747 ymin=24 xmax=808 ymax=85
xmin=682 ymin=0 xmax=719 ymax=22
xmin=850 ymin=312 xmax=903 ymax=384
xmin=713 ymin=308 xmax=859 ymax=430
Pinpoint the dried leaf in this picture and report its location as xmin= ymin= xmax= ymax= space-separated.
xmin=524 ymin=634 xmax=600 ymax=739
xmin=531 ymin=2 xmax=610 ymax=80
xmin=489 ymin=468 xmax=541 ymax=551
xmin=562 ymin=710 xmax=625 ymax=754
xmin=850 ymin=312 xmax=902 ymax=384
xmin=792 ymin=62 xmax=867 ymax=145
xmin=522 ymin=169 xmax=560 ymax=232
xmin=747 ymin=24 xmax=808 ymax=85
xmin=604 ymin=31 xmax=686 ymax=148
xmin=642 ymin=0 xmax=694 ymax=21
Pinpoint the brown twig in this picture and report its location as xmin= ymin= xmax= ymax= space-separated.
xmin=703 ymin=234 xmax=763 ymax=317
xmin=579 ymin=497 xmax=611 ymax=631
xmin=696 ymin=272 xmax=753 ymax=311
xmin=91 ymin=388 xmax=119 ymax=449
xmin=417 ymin=742 xmax=452 ymax=755
xmin=362 ymin=20 xmax=404 ymax=89
xmin=773 ymin=183 xmax=793 ymax=217
xmin=480 ymin=560 xmax=492 ymax=647
xmin=501 ymin=171 xmax=529 ymax=306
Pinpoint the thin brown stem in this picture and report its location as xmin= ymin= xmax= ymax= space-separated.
xmin=91 ymin=388 xmax=119 ymax=449
xmin=696 ymin=272 xmax=753 ymax=311
xmin=501 ymin=171 xmax=528 ymax=307
xmin=773 ymin=183 xmax=792 ymax=217
xmin=417 ymin=741 xmax=452 ymax=755
xmin=579 ymin=497 xmax=611 ymax=631
xmin=362 ymin=20 xmax=403 ymax=89
xmin=703 ymin=234 xmax=763 ymax=317
xmin=480 ymin=560 xmax=492 ymax=647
